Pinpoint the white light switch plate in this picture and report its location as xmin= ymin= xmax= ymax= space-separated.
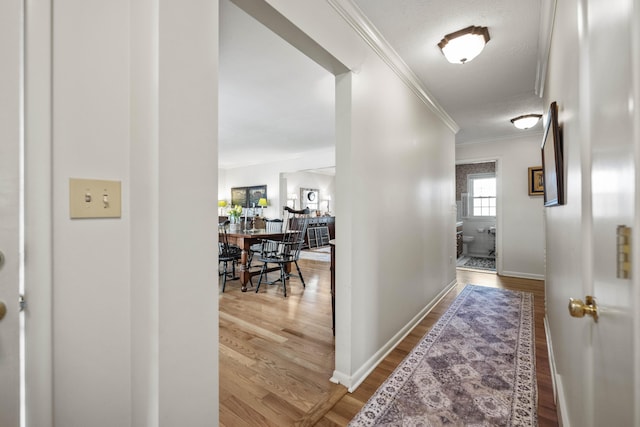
xmin=69 ymin=178 xmax=122 ymax=219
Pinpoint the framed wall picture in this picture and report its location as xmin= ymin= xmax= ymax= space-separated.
xmin=528 ymin=166 xmax=544 ymax=196
xmin=300 ymin=188 xmax=319 ymax=210
xmin=541 ymin=101 xmax=564 ymax=206
xmin=231 ymin=187 xmax=247 ymax=207
xmin=248 ymin=185 xmax=267 ymax=207
xmin=231 ymin=185 xmax=267 ymax=208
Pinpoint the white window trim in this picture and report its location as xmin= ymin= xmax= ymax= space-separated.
xmin=467 ymin=172 xmax=496 ymax=219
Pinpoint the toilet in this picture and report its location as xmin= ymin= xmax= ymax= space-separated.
xmin=462 ymin=235 xmax=475 ymax=255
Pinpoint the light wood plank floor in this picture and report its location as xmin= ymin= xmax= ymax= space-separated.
xmin=219 ymin=259 xmax=559 ymax=426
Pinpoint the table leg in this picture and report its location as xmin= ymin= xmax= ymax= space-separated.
xmin=239 ymin=248 xmax=250 ymax=292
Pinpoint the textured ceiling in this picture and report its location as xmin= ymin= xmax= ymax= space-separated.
xmin=353 ymin=0 xmax=544 ymax=143
xmin=218 ymin=0 xmax=544 ymax=168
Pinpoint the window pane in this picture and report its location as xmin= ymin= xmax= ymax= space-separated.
xmin=471 ymin=196 xmax=496 ymax=217
xmin=473 ymin=177 xmax=496 ymax=197
xmin=469 ymin=175 xmax=496 ymax=217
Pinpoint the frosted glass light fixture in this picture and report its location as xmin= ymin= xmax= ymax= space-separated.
xmin=438 ymin=26 xmax=490 ymax=64
xmin=510 ymin=114 xmax=542 ymax=129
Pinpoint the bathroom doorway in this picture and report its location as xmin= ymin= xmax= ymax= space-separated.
xmin=455 ymin=160 xmax=498 ymax=273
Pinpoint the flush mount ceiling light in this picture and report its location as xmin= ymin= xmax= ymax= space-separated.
xmin=510 ymin=114 xmax=542 ymax=130
xmin=438 ymin=26 xmax=490 ymax=64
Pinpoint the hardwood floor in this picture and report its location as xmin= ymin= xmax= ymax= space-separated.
xmin=219 ymin=258 xmax=338 ymax=426
xmin=219 ymin=260 xmax=559 ymax=426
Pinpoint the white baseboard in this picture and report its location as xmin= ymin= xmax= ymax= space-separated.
xmin=331 ymin=278 xmax=458 ymax=392
xmin=329 ymin=370 xmax=349 ymax=386
xmin=501 ymin=270 xmax=545 ymax=281
xmin=544 ymin=316 xmax=568 ymax=426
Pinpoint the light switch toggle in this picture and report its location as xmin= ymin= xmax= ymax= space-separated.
xmin=70 ymin=178 xmax=121 ymax=219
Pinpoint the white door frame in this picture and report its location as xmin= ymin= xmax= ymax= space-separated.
xmin=454 ymin=157 xmax=503 ymax=275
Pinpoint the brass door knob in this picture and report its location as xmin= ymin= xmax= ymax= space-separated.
xmin=0 ymin=301 xmax=6 ymax=321
xmin=568 ymin=296 xmax=598 ymax=322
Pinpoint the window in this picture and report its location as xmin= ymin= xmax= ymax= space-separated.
xmin=468 ymin=173 xmax=496 ymax=217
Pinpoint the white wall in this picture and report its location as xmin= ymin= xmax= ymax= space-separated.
xmin=31 ymin=1 xmax=457 ymax=423
xmin=542 ymin=1 xmax=587 ymax=423
xmin=52 ymin=2 xmax=132 ymax=424
xmin=261 ymin=0 xmax=458 ymax=389
xmin=456 ymin=135 xmax=545 ymax=279
xmin=29 ymin=0 xmax=219 ymax=425
xmin=283 ymin=170 xmax=335 ymax=214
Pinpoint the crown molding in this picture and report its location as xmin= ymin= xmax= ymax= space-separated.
xmin=456 ymin=130 xmax=544 ymax=147
xmin=327 ymin=0 xmax=459 ymax=134
xmin=535 ymin=0 xmax=557 ymax=97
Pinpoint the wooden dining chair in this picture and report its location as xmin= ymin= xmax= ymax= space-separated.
xmin=247 ymin=218 xmax=283 ymax=268
xmin=218 ymin=220 xmax=241 ymax=292
xmin=256 ymin=207 xmax=311 ymax=297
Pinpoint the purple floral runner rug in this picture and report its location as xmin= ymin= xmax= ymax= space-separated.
xmin=349 ymin=284 xmax=537 ymax=426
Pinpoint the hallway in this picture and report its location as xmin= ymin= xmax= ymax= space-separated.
xmin=219 ymin=260 xmax=558 ymax=426
xmin=318 ymin=269 xmax=557 ymax=426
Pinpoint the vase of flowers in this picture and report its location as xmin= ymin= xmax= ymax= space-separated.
xmin=227 ymin=205 xmax=242 ymax=231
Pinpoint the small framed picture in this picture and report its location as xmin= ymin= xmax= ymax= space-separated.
xmin=528 ymin=166 xmax=544 ymax=196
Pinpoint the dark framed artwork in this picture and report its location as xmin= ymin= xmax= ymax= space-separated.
xmin=528 ymin=166 xmax=544 ymax=196
xmin=231 ymin=187 xmax=247 ymax=207
xmin=231 ymin=185 xmax=267 ymax=208
xmin=247 ymin=185 xmax=267 ymax=207
xmin=541 ymin=101 xmax=564 ymax=206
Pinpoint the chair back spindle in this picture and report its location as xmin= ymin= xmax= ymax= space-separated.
xmin=218 ymin=220 xmax=241 ymax=291
xmin=256 ymin=207 xmax=311 ymax=296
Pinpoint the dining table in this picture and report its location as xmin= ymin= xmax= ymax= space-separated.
xmin=223 ymin=228 xmax=289 ymax=292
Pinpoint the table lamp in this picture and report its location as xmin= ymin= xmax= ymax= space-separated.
xmin=258 ymin=198 xmax=268 ymax=217
xmin=218 ymin=200 xmax=227 ymax=216
xmin=288 ymin=193 xmax=298 ymax=209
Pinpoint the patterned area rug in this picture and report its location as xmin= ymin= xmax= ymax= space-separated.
xmin=461 ymin=256 xmax=496 ymax=271
xmin=349 ymin=285 xmax=537 ymax=426
xmin=299 ymin=246 xmax=331 ymax=262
